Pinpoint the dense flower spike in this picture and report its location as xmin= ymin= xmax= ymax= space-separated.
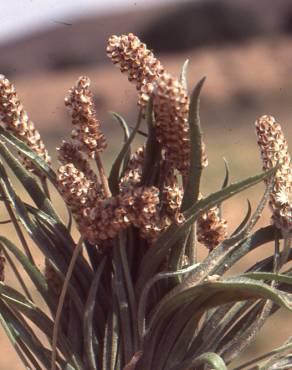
xmin=57 ymin=163 xmax=97 ymax=216
xmin=0 ymin=75 xmax=51 ymax=174
xmin=57 ymin=140 xmax=100 ymax=185
xmin=255 ymin=115 xmax=291 ymax=233
xmin=197 ymin=204 xmax=228 ymax=251
xmin=65 ymin=76 xmax=107 ymax=158
xmin=85 ymin=186 xmax=161 ymax=243
xmin=153 ymin=73 xmax=208 ymax=176
xmin=106 ymin=33 xmax=164 ymax=106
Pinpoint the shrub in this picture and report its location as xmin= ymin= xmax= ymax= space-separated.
xmin=0 ymin=33 xmax=290 ymax=370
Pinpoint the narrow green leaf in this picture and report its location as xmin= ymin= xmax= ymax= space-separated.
xmin=111 ymin=112 xmax=131 ymax=171
xmin=102 ymin=304 xmax=120 ymax=370
xmin=0 ymin=141 xmax=61 ymax=222
xmin=0 ymin=300 xmax=52 ymax=369
xmin=140 ymin=98 xmax=161 ymax=187
xmin=148 ymin=277 xmax=292 ymax=337
xmin=0 ymin=312 xmax=37 ymax=369
xmin=221 ymin=158 xmax=230 ymax=189
xmin=112 ymin=241 xmax=133 ymax=363
xmin=0 ymin=127 xmax=56 ymax=184
xmin=118 ymin=232 xmax=139 ymax=351
xmin=181 ymin=76 xmax=206 ymax=211
xmin=108 ymin=109 xmax=142 ymax=195
xmin=1 ymin=245 xmax=33 ymax=301
xmin=231 ymin=199 xmax=251 ymax=236
xmin=0 ymin=236 xmax=50 ymax=304
xmin=83 ymin=258 xmax=106 ymax=370
xmin=138 ymin=263 xmax=199 ymax=339
xmin=111 ymin=112 xmax=130 ymax=143
xmin=169 ymin=352 xmax=227 ymax=370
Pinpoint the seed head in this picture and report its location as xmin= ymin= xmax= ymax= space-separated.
xmin=153 ymin=73 xmax=208 ymax=176
xmin=65 ymin=76 xmax=107 ymax=158
xmin=119 ymin=146 xmax=145 ymax=191
xmin=197 ymin=204 xmax=228 ymax=251
xmin=255 ymin=115 xmax=291 ymax=233
xmin=0 ymin=75 xmax=51 ymax=174
xmin=107 ymin=33 xmax=164 ymax=106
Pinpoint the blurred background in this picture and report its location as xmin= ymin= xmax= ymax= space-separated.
xmin=0 ymin=0 xmax=291 ymax=368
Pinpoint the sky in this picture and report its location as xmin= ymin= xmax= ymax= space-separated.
xmin=0 ymin=0 xmax=178 ymax=43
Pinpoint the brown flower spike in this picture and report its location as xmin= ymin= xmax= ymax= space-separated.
xmin=107 ymin=33 xmax=164 ymax=106
xmin=255 ymin=115 xmax=291 ymax=233
xmin=0 ymin=75 xmax=51 ymax=174
xmin=153 ymin=73 xmax=208 ymax=177
xmin=197 ymin=204 xmax=228 ymax=251
xmin=65 ymin=76 xmax=107 ymax=158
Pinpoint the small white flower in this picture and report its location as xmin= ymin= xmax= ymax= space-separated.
xmin=275 ymin=187 xmax=291 ymax=206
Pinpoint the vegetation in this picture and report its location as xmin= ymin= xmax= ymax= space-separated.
xmin=0 ymin=33 xmax=290 ymax=370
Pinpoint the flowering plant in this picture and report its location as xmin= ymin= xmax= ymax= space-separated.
xmin=0 ymin=34 xmax=290 ymax=370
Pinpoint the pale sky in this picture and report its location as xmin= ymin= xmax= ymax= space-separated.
xmin=0 ymin=0 xmax=178 ymax=43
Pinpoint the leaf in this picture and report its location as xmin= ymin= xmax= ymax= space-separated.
xmin=111 ymin=112 xmax=130 ymax=143
xmin=221 ymin=158 xmax=230 ymax=189
xmin=148 ymin=276 xmax=292 ymax=341
xmin=0 ymin=312 xmax=38 ymax=369
xmin=0 ymin=126 xmax=56 ymax=184
xmin=136 ymin=166 xmax=277 ymax=294
xmin=0 ymin=300 xmax=53 ymax=369
xmin=83 ymin=258 xmax=106 ymax=370
xmin=102 ymin=303 xmax=120 ymax=370
xmin=111 ymin=112 xmax=131 ymax=171
xmin=231 ymin=199 xmax=251 ymax=236
xmin=181 ymin=76 xmax=206 ymax=211
xmin=168 ymin=77 xmax=206 ymax=275
xmin=112 ymin=240 xmax=133 ymax=363
xmin=139 ymin=98 xmax=161 ymax=187
xmin=108 ymin=109 xmax=142 ymax=195
xmin=138 ymin=263 xmax=199 ymax=339
xmin=0 ymin=142 xmax=60 ymax=222
xmin=169 ymin=352 xmax=227 ymax=370
xmin=0 ymin=236 xmax=49 ymax=300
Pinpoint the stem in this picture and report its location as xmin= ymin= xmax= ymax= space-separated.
xmin=51 ymin=236 xmax=84 ymax=370
xmin=95 ymin=153 xmax=111 ymax=198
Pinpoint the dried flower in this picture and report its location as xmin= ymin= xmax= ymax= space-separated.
xmin=0 ymin=75 xmax=51 ymax=174
xmin=255 ymin=115 xmax=291 ymax=233
xmin=153 ymin=73 xmax=208 ymax=177
xmin=162 ymin=168 xmax=184 ymax=224
xmin=197 ymin=204 xmax=228 ymax=251
xmin=65 ymin=76 xmax=107 ymax=158
xmin=107 ymin=33 xmax=164 ymax=106
xmin=119 ymin=146 xmax=145 ymax=191
xmin=57 ymin=140 xmax=102 ymax=192
xmin=86 ymin=186 xmax=161 ymax=243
